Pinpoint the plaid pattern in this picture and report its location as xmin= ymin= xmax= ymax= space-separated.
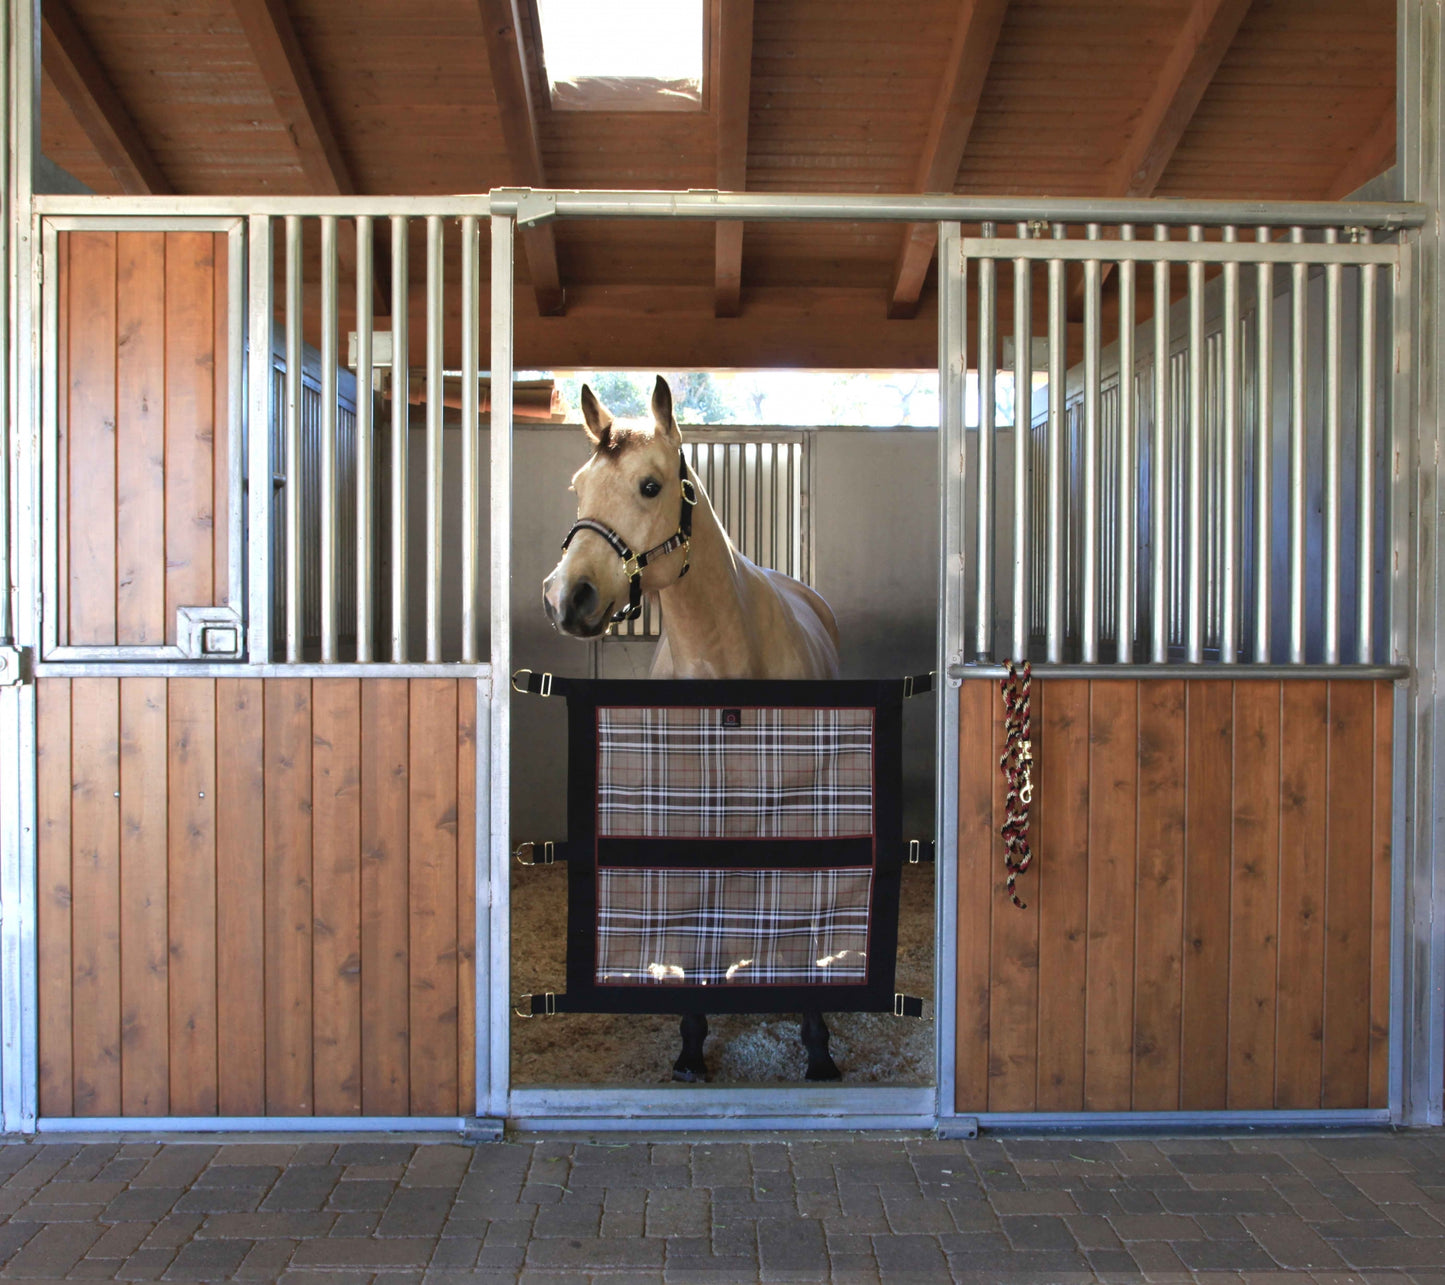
xmin=595 ymin=868 xmax=872 ymax=985
xmin=596 ymin=707 xmax=874 ymax=838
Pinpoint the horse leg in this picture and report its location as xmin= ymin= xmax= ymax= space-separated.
xmin=801 ymin=1010 xmax=841 ymax=1081
xmin=672 ymin=1013 xmax=709 ymax=1082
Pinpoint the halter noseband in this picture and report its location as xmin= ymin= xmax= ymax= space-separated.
xmin=560 ymin=449 xmax=697 ymax=623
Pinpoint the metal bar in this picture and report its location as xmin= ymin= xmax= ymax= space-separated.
xmin=948 ymin=662 xmax=1409 ymax=681
xmin=489 ymin=211 xmax=515 ymax=1119
xmin=390 ymin=215 xmax=409 ymax=662
xmin=1117 ymin=229 xmax=1136 ymax=661
xmin=36 ymin=1116 xmax=472 ymax=1134
xmin=247 ymin=216 xmax=274 ymax=663
xmin=972 ymin=1110 xmax=1391 ymax=1130
xmin=461 ymin=215 xmax=482 ymax=663
xmin=962 ymin=238 xmax=1398 ymax=266
xmin=1186 ymin=226 xmax=1206 ymax=663
xmin=0 ymin=0 xmax=9 ymax=647
xmin=935 ymin=221 xmax=964 ymax=1116
xmin=1081 ymin=224 xmax=1102 ymax=662
xmin=1289 ymin=226 xmax=1308 ymax=664
xmin=354 ymin=216 xmax=374 ymax=661
xmin=37 ymin=222 xmax=55 ymax=659
xmin=1221 ymin=229 xmax=1241 ymax=662
xmin=1255 ymin=228 xmax=1274 ymax=663
xmin=1151 ymin=226 xmax=1171 ymax=663
xmin=1358 ymin=231 xmax=1378 ymax=663
xmin=975 ymin=225 xmax=995 ymax=659
xmin=31 ymin=189 xmax=1426 ymax=230
xmin=1324 ymin=227 xmax=1343 ymax=664
xmin=425 ymin=215 xmax=444 ymax=662
xmin=1011 ymin=232 xmax=1032 ymax=660
xmin=1046 ymin=227 xmax=1065 ymax=663
xmin=34 ymin=661 xmax=491 ymax=679
xmin=284 ymin=214 xmax=303 ymax=663
xmin=319 ymin=215 xmax=338 ymax=662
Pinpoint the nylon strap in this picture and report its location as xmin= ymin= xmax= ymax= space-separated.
xmin=998 ymin=659 xmax=1034 ymax=909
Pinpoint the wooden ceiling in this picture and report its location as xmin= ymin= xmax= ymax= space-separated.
xmin=39 ymin=0 xmax=1396 ymax=370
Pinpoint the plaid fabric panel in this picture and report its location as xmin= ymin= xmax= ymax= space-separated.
xmin=597 ymin=707 xmax=874 ymax=838
xmin=595 ymin=868 xmax=872 ymax=985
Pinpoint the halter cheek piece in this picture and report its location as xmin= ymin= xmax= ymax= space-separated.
xmin=560 ymin=449 xmax=697 ymax=623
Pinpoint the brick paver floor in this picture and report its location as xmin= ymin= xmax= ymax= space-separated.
xmin=0 ymin=1131 xmax=1440 ymax=1281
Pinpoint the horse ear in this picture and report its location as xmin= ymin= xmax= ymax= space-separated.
xmin=652 ymin=375 xmax=681 ymax=444
xmin=580 ymin=383 xmax=613 ymax=449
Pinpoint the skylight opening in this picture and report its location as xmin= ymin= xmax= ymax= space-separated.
xmin=535 ymin=0 xmax=705 ymax=112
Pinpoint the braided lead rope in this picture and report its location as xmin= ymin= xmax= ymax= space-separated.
xmin=998 ymin=659 xmax=1034 ymax=909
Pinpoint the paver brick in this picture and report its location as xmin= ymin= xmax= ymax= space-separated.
xmin=375 ymin=1186 xmax=454 ymax=1237
xmin=525 ymin=1236 xmax=667 ymax=1269
xmin=235 ymin=1238 xmax=299 ymax=1279
xmin=163 ymin=1237 xmax=254 ymax=1280
xmin=758 ymin=1217 xmax=828 ymax=1278
xmin=196 ymin=1211 xmax=336 ymax=1239
xmin=1241 ymin=1213 xmax=1346 ymax=1270
xmin=85 ymin=1221 xmax=151 ymax=1260
xmin=998 ymin=1214 xmax=1078 ymax=1251
xmin=290 ymin=1235 xmax=436 ymax=1267
xmin=2 ymin=1221 xmax=105 ymax=1277
xmin=115 ymin=1246 xmax=179 ymax=1280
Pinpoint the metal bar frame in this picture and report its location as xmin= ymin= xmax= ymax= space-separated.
xmin=963 ymin=238 xmax=1398 ymax=266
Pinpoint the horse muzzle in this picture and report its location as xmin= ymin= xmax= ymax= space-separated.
xmin=543 ymin=569 xmax=612 ymax=638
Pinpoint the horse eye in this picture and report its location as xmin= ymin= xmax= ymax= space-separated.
xmin=640 ymin=479 xmax=662 ymax=499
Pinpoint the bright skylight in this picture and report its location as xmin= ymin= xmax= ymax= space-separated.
xmin=535 ymin=0 xmax=704 ymax=111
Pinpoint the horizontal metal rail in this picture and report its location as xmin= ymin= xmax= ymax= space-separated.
xmin=948 ymin=663 xmax=1408 ymax=681
xmin=965 ymin=238 xmax=1399 ymax=265
xmin=34 ymin=189 xmax=1427 ymax=231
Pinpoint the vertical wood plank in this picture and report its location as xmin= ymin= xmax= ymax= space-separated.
xmin=361 ymin=680 xmax=410 ymax=1114
xmin=1084 ymin=680 xmax=1138 ymax=1112
xmin=115 ymin=233 xmax=167 ymax=646
xmin=37 ymin=681 xmax=74 ymax=1117
xmin=164 ymin=231 xmax=216 ymax=641
xmin=1034 ymin=680 xmax=1088 ymax=1111
xmin=212 ymin=233 xmax=229 ymax=604
xmin=1276 ymin=681 xmax=1329 ymax=1107
xmin=408 ymin=680 xmax=459 ymax=1115
xmin=265 ymin=679 xmax=313 ymax=1114
xmin=457 ymin=681 xmax=478 ymax=1115
xmin=1181 ymin=681 xmax=1233 ymax=1110
xmin=1133 ymin=680 xmax=1186 ymax=1110
xmin=313 ymin=679 xmax=363 ymax=1115
xmin=216 ymin=678 xmax=265 ymax=1115
xmin=168 ymin=680 xmax=218 ymax=1115
xmin=1369 ymin=682 xmax=1393 ymax=1109
xmin=66 ymin=233 xmax=117 ymax=646
xmin=954 ymin=682 xmax=995 ymax=1113
xmin=1323 ymin=681 xmax=1375 ymax=1107
xmin=987 ymin=682 xmax=1038 ymax=1112
xmin=70 ymin=678 xmax=121 ymax=1115
xmin=56 ymin=238 xmax=70 ymax=644
xmin=1228 ymin=681 xmax=1281 ymax=1108
xmin=119 ymin=678 xmax=168 ymax=1115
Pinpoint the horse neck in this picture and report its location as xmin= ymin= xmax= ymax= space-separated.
xmin=656 ymin=468 xmax=749 ymax=642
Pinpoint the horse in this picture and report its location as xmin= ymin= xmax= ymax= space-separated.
xmin=542 ymin=375 xmax=845 ymax=1081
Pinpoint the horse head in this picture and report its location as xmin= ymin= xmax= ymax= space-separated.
xmin=543 ymin=375 xmax=696 ymax=638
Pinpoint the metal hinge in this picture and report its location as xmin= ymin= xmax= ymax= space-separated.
xmin=0 ymin=646 xmax=32 ymax=687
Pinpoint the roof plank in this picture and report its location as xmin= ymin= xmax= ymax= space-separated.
xmin=1326 ymin=99 xmax=1396 ymax=199
xmin=888 ymin=0 xmax=1010 ymax=320
xmin=41 ymin=0 xmax=169 ymax=195
xmin=715 ymin=0 xmax=756 ymax=318
xmin=478 ymin=0 xmax=565 ymax=315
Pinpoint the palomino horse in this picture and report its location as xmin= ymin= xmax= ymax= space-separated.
xmin=542 ymin=376 xmax=845 ymax=1081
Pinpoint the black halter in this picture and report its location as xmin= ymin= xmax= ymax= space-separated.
xmin=561 ymin=449 xmax=697 ymax=623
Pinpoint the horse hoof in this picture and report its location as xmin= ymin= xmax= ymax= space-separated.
xmin=805 ymin=1057 xmax=842 ymax=1082
xmin=672 ymin=1065 xmax=708 ymax=1083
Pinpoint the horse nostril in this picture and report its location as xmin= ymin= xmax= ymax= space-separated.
xmin=570 ymin=580 xmax=599 ymax=618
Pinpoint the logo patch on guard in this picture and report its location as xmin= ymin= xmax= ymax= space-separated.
xmin=721 ymin=708 xmax=742 ymax=728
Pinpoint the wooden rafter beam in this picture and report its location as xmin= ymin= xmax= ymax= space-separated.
xmin=41 ymin=0 xmax=169 ymax=195
xmin=1107 ymin=0 xmax=1253 ymax=198
xmin=1067 ymin=0 xmax=1252 ymax=318
xmin=229 ymin=0 xmax=389 ymax=313
xmin=888 ymin=0 xmax=1009 ymax=320
xmin=714 ymin=0 xmax=755 ymax=318
xmin=1326 ymin=100 xmax=1396 ymax=199
xmin=479 ymin=0 xmax=566 ymax=316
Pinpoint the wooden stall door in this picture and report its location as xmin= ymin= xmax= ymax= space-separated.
xmin=53 ymin=230 xmax=231 ymax=651
xmin=37 ymin=677 xmax=477 ymax=1118
xmin=955 ymin=678 xmax=1392 ymax=1115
